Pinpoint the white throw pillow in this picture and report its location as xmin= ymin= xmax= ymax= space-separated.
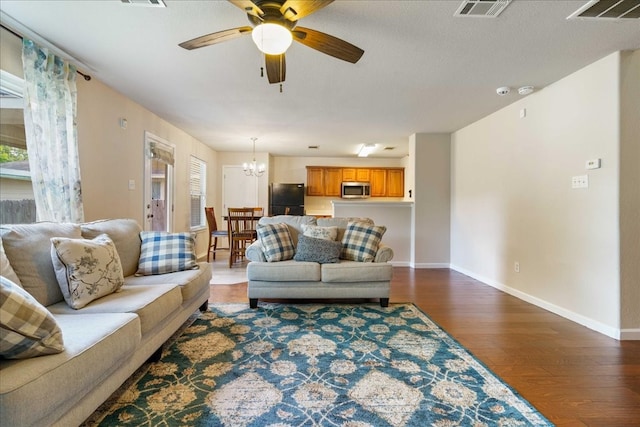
xmin=301 ymin=224 xmax=338 ymax=241
xmin=51 ymin=234 xmax=125 ymax=309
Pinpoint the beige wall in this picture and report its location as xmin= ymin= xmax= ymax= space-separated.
xmin=411 ymin=133 xmax=451 ymax=267
xmin=619 ymin=50 xmax=640 ymax=333
xmin=76 ymin=78 xmax=218 ymax=256
xmin=451 ymin=52 xmax=626 ymax=337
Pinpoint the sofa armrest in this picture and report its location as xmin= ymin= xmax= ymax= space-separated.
xmin=246 ymin=240 xmax=266 ymax=262
xmin=374 ymin=243 xmax=394 ymax=263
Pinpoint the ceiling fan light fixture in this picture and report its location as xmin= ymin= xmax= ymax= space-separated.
xmin=252 ymin=23 xmax=293 ymax=55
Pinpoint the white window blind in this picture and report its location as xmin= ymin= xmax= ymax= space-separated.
xmin=190 ymin=156 xmax=206 ymax=228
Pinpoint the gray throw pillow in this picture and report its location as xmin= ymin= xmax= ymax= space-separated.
xmin=294 ymin=234 xmax=342 ymax=264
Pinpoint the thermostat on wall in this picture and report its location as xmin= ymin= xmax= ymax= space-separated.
xmin=586 ymin=159 xmax=601 ymax=170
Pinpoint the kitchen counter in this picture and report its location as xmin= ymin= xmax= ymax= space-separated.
xmin=332 ymin=200 xmax=413 ymax=266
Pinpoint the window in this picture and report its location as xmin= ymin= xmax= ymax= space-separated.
xmin=190 ymin=156 xmax=206 ymax=229
xmin=0 ymin=70 xmax=36 ymax=224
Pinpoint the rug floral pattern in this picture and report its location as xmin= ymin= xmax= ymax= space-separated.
xmin=93 ymin=303 xmax=551 ymax=426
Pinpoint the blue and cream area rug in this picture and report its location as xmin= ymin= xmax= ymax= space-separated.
xmin=89 ymin=303 xmax=552 ymax=426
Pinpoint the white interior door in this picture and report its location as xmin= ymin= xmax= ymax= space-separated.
xmin=222 ymin=165 xmax=258 ymax=216
xmin=144 ymin=132 xmax=174 ymax=232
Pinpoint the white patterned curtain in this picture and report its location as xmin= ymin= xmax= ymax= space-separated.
xmin=22 ymin=38 xmax=83 ymax=223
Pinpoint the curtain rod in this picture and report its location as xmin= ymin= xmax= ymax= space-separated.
xmin=1 ymin=23 xmax=91 ymax=81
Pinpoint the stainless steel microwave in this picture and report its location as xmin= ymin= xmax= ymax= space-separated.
xmin=341 ymin=182 xmax=371 ymax=199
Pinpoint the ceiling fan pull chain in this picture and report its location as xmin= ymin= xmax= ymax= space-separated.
xmin=279 ymin=83 xmax=283 ymax=93
xmin=260 ymin=66 xmax=264 ymax=77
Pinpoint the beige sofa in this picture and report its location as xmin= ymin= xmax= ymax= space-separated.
xmin=245 ymin=216 xmax=393 ymax=308
xmin=0 ymin=219 xmax=211 ymax=427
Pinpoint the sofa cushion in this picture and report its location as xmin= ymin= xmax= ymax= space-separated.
xmin=321 ymin=261 xmax=394 ymax=283
xmin=136 ymin=231 xmax=198 ymax=276
xmin=81 ymin=219 xmax=142 ymax=277
xmin=0 ymin=238 xmax=21 ymax=287
xmin=0 ymin=276 xmax=64 ymax=359
xmin=302 ymin=224 xmax=338 ymax=241
xmin=247 ymin=260 xmax=321 ymax=282
xmin=0 ymin=312 xmax=140 ymax=427
xmin=258 ymin=215 xmax=317 ymax=245
xmin=341 ymin=222 xmax=387 ymax=262
xmin=50 ymin=234 xmax=125 ymax=309
xmin=124 ymin=261 xmax=211 ymax=305
xmin=294 ymin=235 xmax=342 ymax=264
xmin=48 ymin=284 xmax=182 ymax=336
xmin=0 ymin=222 xmax=81 ymax=306
xmin=257 ymin=223 xmax=295 ymax=262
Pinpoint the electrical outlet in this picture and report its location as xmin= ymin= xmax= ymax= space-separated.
xmin=514 ymin=262 xmax=520 ymax=273
xmin=572 ymin=175 xmax=588 ymax=189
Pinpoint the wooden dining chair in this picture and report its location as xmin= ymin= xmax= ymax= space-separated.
xmin=227 ymin=207 xmax=257 ymax=267
xmin=205 ymin=207 xmax=228 ymax=262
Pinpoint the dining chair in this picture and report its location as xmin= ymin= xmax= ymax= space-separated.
xmin=227 ymin=207 xmax=257 ymax=267
xmin=205 ymin=207 xmax=228 ymax=262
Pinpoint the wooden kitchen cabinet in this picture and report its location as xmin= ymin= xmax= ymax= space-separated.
xmin=306 ymin=167 xmax=324 ymax=196
xmin=307 ymin=166 xmax=404 ymax=198
xmin=370 ymin=169 xmax=387 ymax=197
xmin=387 ymin=168 xmax=404 ymax=197
xmin=342 ymin=168 xmax=370 ymax=182
xmin=324 ymin=168 xmax=343 ymax=197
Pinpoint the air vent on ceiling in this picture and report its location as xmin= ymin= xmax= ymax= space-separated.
xmin=567 ymin=0 xmax=640 ymax=20
xmin=121 ymin=0 xmax=166 ymax=7
xmin=454 ymin=0 xmax=511 ymax=18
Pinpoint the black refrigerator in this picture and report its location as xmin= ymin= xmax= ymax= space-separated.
xmin=270 ymin=183 xmax=305 ymax=216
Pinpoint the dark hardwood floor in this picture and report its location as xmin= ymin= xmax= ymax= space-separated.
xmin=210 ymin=267 xmax=640 ymax=426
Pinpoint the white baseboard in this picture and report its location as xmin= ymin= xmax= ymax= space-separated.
xmin=450 ymin=264 xmax=630 ymax=341
xmin=620 ymin=329 xmax=640 ymax=340
xmin=390 ymin=261 xmax=411 ymax=267
xmin=411 ymin=263 xmax=451 ymax=269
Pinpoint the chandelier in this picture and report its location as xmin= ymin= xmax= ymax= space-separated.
xmin=243 ymin=137 xmax=266 ymax=177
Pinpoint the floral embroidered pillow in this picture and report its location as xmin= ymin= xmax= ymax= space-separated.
xmin=301 ymin=224 xmax=338 ymax=241
xmin=50 ymin=234 xmax=125 ymax=309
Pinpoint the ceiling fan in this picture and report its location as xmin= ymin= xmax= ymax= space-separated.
xmin=178 ymin=0 xmax=364 ymax=85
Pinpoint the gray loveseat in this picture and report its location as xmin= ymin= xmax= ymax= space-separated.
xmin=0 ymin=219 xmax=211 ymax=426
xmin=245 ymin=216 xmax=393 ymax=308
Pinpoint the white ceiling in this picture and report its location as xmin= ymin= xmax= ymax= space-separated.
xmin=1 ymin=1 xmax=638 ymax=158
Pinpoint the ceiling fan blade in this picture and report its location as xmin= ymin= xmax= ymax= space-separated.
xmin=228 ymin=0 xmax=264 ymax=18
xmin=293 ymin=27 xmax=364 ymax=63
xmin=280 ymin=0 xmax=334 ymax=21
xmin=179 ymin=26 xmax=253 ymax=50
xmin=265 ymin=54 xmax=286 ymax=84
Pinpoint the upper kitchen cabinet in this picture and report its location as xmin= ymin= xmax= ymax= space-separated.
xmin=307 ymin=167 xmax=404 ymax=198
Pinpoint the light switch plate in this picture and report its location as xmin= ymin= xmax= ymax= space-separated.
xmin=572 ymin=175 xmax=588 ymax=189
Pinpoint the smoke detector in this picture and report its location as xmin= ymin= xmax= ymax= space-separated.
xmin=496 ymin=86 xmax=510 ymax=96
xmin=518 ymin=86 xmax=534 ymax=96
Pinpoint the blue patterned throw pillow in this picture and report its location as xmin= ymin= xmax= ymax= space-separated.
xmin=341 ymin=222 xmax=387 ymax=262
xmin=257 ymin=223 xmax=295 ymax=262
xmin=294 ymin=234 xmax=342 ymax=264
xmin=136 ymin=232 xmax=198 ymax=275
